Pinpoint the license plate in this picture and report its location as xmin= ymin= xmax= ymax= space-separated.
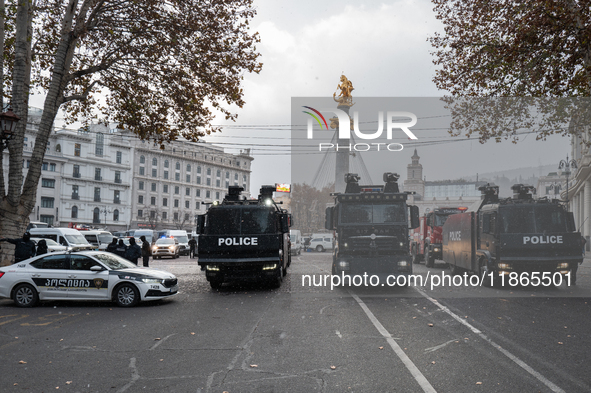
xmin=170 ymin=285 xmax=178 ymax=293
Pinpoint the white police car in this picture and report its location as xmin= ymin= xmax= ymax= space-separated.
xmin=0 ymin=251 xmax=178 ymax=307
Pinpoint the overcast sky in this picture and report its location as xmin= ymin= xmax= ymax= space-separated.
xmin=201 ymin=0 xmax=572 ymax=194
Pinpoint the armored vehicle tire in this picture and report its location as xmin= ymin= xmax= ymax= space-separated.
xmin=425 ymin=248 xmax=434 ymax=268
xmin=316 ymin=245 xmax=324 ymax=252
xmin=114 ymin=283 xmax=140 ymax=307
xmin=411 ymin=247 xmax=420 ymax=264
xmin=13 ymin=283 xmax=39 ymax=308
xmin=210 ymin=278 xmax=223 ymax=289
xmin=271 ymin=267 xmax=283 ymax=288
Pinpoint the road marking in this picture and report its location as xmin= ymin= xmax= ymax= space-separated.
xmin=335 ymin=330 xmax=342 ymax=338
xmin=350 ymin=292 xmax=437 ymax=393
xmin=424 ymin=339 xmax=458 ymax=353
xmin=414 ymin=288 xmax=566 ymax=393
xmin=149 ymin=333 xmax=176 ymax=351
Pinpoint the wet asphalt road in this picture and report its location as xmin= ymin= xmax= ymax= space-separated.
xmin=1 ymin=252 xmax=590 ymax=392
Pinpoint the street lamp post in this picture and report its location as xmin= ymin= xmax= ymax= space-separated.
xmin=558 ymin=155 xmax=577 ymax=210
xmin=0 ymin=107 xmax=20 ymax=150
xmin=100 ymin=207 xmax=111 ymax=228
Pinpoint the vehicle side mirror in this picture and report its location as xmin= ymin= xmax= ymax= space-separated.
xmin=280 ymin=214 xmax=290 ymax=233
xmin=567 ymin=212 xmax=576 ymax=232
xmin=325 ymin=207 xmax=334 ymax=230
xmin=409 ymin=206 xmax=420 ymax=229
xmin=90 ymin=265 xmax=104 ymax=272
xmin=197 ymin=215 xmax=205 ymax=235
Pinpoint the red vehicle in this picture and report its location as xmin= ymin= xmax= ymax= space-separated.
xmin=410 ymin=207 xmax=467 ymax=267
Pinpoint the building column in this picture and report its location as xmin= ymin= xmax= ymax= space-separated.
xmin=584 ymin=180 xmax=591 ymax=239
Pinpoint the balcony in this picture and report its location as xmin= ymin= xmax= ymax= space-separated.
xmin=94 ymin=196 xmax=101 ymax=202
xmin=73 ymin=172 xmax=81 ymax=178
xmin=71 ymin=194 xmax=79 ymax=200
xmin=115 ymin=178 xmax=122 ymax=184
xmin=95 ymin=176 xmax=102 ymax=181
xmin=114 ymin=198 xmax=121 ymax=204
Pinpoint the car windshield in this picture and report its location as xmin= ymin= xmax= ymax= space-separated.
xmin=434 ymin=214 xmax=450 ymax=226
xmin=206 ymin=207 xmax=277 ymax=235
xmin=499 ymin=205 xmax=569 ymax=233
xmin=157 ymin=238 xmax=175 ymax=245
xmin=174 ymin=235 xmax=188 ymax=243
xmin=32 ymin=238 xmax=60 ymax=246
xmin=93 ymin=253 xmax=138 ymax=269
xmin=65 ymin=234 xmax=90 ymax=244
xmin=98 ymin=233 xmax=113 ymax=243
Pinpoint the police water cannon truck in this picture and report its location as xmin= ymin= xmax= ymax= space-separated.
xmin=325 ymin=173 xmax=420 ymax=284
xmin=196 ymin=185 xmax=291 ymax=289
xmin=443 ymin=184 xmax=584 ymax=285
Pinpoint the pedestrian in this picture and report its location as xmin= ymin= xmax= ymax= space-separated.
xmin=125 ymin=237 xmax=142 ymax=265
xmin=106 ymin=238 xmax=118 ymax=254
xmin=188 ymin=237 xmax=197 ymax=258
xmin=0 ymin=232 xmax=37 ymax=263
xmin=115 ymin=239 xmax=128 ymax=258
xmin=36 ymin=239 xmax=49 ymax=256
xmin=140 ymin=235 xmax=151 ymax=267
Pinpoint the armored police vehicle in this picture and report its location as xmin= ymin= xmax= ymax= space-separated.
xmin=325 ymin=173 xmax=420 ymax=284
xmin=197 ymin=186 xmax=291 ymax=289
xmin=443 ymin=184 xmax=583 ymax=285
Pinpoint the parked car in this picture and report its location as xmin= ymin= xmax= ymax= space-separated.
xmin=81 ymin=230 xmax=114 ymax=251
xmin=0 ymin=251 xmax=178 ymax=307
xmin=29 ymin=228 xmax=95 ymax=252
xmin=30 ymin=238 xmax=67 ymax=253
xmin=309 ymin=235 xmax=334 ymax=252
xmin=152 ymin=238 xmax=180 ymax=259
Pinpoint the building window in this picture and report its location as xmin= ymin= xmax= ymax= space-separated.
xmin=164 ymin=171 xmax=169 ymax=180
xmin=206 ymin=178 xmax=211 ymax=186
xmin=175 ymin=173 xmax=180 ymax=181
xmin=225 ymin=180 xmax=229 ymax=188
xmin=42 ymin=162 xmax=48 ymax=171
xmin=216 ymin=169 xmax=221 ymax=178
xmin=114 ymin=190 xmax=120 ymax=204
xmin=113 ymin=209 xmax=119 ymax=221
xmin=207 ymin=168 xmax=211 ymax=176
xmin=151 ymin=196 xmax=156 ymax=205
xmin=196 ymin=201 xmax=200 ymax=209
xmin=184 ymin=213 xmax=189 ymax=221
xmin=151 ymin=210 xmax=156 ymax=219
xmin=42 ymin=178 xmax=55 ymax=188
xmin=93 ymin=207 xmax=100 ymax=223
xmin=73 ymin=165 xmax=80 ymax=178
xmin=216 ymin=179 xmax=220 ymax=187
xmin=185 ymin=187 xmax=190 ymax=196
xmin=71 ymin=205 xmax=78 ymax=219
xmin=138 ymin=195 xmax=144 ymax=204
xmin=216 ymin=192 xmax=220 ymax=200
xmin=95 ymin=133 xmax=104 ymax=156
xmin=40 ymin=215 xmax=54 ymax=226
xmin=163 ymin=184 xmax=168 ymax=193
xmin=163 ymin=198 xmax=168 ymax=206
xmin=196 ymin=189 xmax=201 ymax=197
xmin=174 ymin=199 xmax=179 ymax=208
xmin=164 ymin=160 xmax=169 ymax=168
xmin=94 ymin=187 xmax=101 ymax=202
xmin=72 ymin=185 xmax=79 ymax=200
xmin=139 ymin=181 xmax=144 ymax=190
xmin=185 ymin=200 xmax=190 ymax=209
xmin=174 ymin=212 xmax=179 ymax=221
xmin=49 ymin=163 xmax=56 ymax=172
xmin=152 ymin=168 xmax=157 ymax=177
xmin=176 ymin=162 xmax=180 ymax=170
xmin=162 ymin=212 xmax=167 ymax=220
xmin=74 ymin=143 xmax=81 ymax=157
xmin=115 ymin=171 xmax=121 ymax=183
xmin=174 ymin=186 xmax=179 ymax=194
xmin=116 ymin=151 xmax=122 ymax=164
xmin=196 ymin=176 xmax=201 ymax=184
xmin=151 ymin=183 xmax=157 ymax=192
xmin=41 ymin=197 xmax=54 ymax=208
xmin=138 ymin=209 xmax=143 ymax=218
xmin=187 ymin=164 xmax=191 ymax=172
xmin=206 ymin=190 xmax=211 ymax=199
xmin=234 ymin=173 xmax=238 ymax=185
xmin=140 ymin=155 xmax=145 ymax=164
xmin=139 ymin=167 xmax=145 ymax=175
xmin=95 ymin=167 xmax=101 ymax=181
xmin=197 ymin=166 xmax=201 ymax=174
xmin=152 ymin=157 xmax=157 ymax=166
xmin=186 ymin=174 xmax=191 ymax=183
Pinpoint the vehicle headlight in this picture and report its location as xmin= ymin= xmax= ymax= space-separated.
xmin=398 ymin=261 xmax=408 ymax=267
xmin=433 ymin=247 xmax=440 ymax=252
xmin=497 ymin=263 xmax=512 ymax=270
xmin=169 ymin=246 xmax=175 ymax=250
xmin=338 ymin=261 xmax=350 ymax=270
xmin=142 ymin=278 xmax=163 ymax=284
xmin=206 ymin=265 xmax=220 ymax=271
xmin=557 ymin=263 xmax=569 ymax=269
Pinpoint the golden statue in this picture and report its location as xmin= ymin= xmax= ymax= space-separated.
xmin=333 ymin=74 xmax=354 ymax=106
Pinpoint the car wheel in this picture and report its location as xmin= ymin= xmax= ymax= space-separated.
xmin=13 ymin=284 xmax=39 ymax=308
xmin=209 ymin=278 xmax=223 ymax=289
xmin=114 ymin=283 xmax=140 ymax=307
xmin=316 ymin=245 xmax=324 ymax=252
